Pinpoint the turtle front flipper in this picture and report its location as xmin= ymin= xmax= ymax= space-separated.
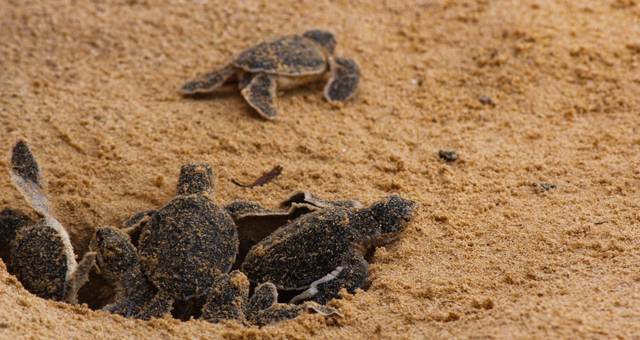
xmin=323 ymin=57 xmax=360 ymax=103
xmin=10 ymin=140 xmax=50 ymax=217
xmin=179 ymin=65 xmax=236 ymax=95
xmin=240 ymin=73 xmax=278 ymax=120
xmin=290 ymin=247 xmax=368 ymax=305
xmin=202 ymin=270 xmax=249 ymax=324
xmin=120 ymin=210 xmax=155 ymax=247
xmin=63 ymin=251 xmax=97 ymax=304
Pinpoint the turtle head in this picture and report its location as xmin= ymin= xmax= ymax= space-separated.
xmin=176 ymin=163 xmax=214 ymax=196
xmin=92 ymin=227 xmax=138 ymax=280
xmin=303 ymin=29 xmax=336 ymax=55
xmin=356 ymin=195 xmax=416 ymax=246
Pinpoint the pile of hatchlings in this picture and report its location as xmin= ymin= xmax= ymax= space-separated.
xmin=0 ymin=30 xmax=416 ymax=327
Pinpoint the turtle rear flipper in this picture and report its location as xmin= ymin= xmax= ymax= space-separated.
xmin=179 ymin=65 xmax=236 ymax=95
xmin=202 ymin=270 xmax=249 ymax=323
xmin=324 ymin=57 xmax=360 ymax=103
xmin=240 ymin=73 xmax=278 ymax=120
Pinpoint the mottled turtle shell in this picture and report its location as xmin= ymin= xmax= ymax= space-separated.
xmin=10 ymin=222 xmax=68 ymax=300
xmin=233 ymin=35 xmax=328 ymax=76
xmin=241 ymin=208 xmax=352 ymax=290
xmin=138 ymin=194 xmax=238 ymax=300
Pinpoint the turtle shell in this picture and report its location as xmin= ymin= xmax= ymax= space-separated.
xmin=138 ymin=194 xmax=238 ymax=300
xmin=241 ymin=207 xmax=352 ymax=290
xmin=233 ymin=35 xmax=328 ymax=76
xmin=10 ymin=222 xmax=68 ymax=300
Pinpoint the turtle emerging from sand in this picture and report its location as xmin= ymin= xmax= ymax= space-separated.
xmin=238 ymin=193 xmax=416 ymax=305
xmin=91 ymin=163 xmax=239 ymax=319
xmin=180 ymin=29 xmax=360 ymax=119
xmin=0 ymin=140 xmax=95 ymax=302
xmin=92 ymin=177 xmax=339 ymax=325
xmin=94 ymin=227 xmax=337 ymax=325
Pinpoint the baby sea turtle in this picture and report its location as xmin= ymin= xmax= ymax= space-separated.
xmin=1 ymin=140 xmax=95 ymax=302
xmin=225 ymin=191 xmax=363 ymax=266
xmin=180 ymin=29 xmax=360 ymax=120
xmin=92 ymin=163 xmax=239 ymax=319
xmin=241 ymin=194 xmax=416 ymax=305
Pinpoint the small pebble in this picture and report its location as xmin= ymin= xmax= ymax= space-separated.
xmin=478 ymin=95 xmax=495 ymax=106
xmin=534 ymin=182 xmax=557 ymax=192
xmin=438 ymin=150 xmax=458 ymax=162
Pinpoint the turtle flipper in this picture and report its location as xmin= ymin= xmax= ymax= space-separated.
xmin=120 ymin=210 xmax=155 ymax=247
xmin=246 ymin=282 xmax=278 ymax=317
xmin=63 ymin=251 xmax=97 ymax=304
xmin=179 ymin=65 xmax=236 ymax=95
xmin=240 ymin=73 xmax=278 ymax=120
xmin=323 ymin=57 xmax=360 ymax=103
xmin=245 ymin=281 xmax=303 ymax=326
xmin=202 ymin=270 xmax=249 ymax=323
xmin=290 ymin=248 xmax=368 ymax=305
xmin=10 ymin=140 xmax=49 ymax=216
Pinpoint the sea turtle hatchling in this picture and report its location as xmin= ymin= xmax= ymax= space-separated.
xmin=92 ymin=163 xmax=239 ymax=319
xmin=0 ymin=140 xmax=95 ymax=302
xmin=241 ymin=194 xmax=416 ymax=305
xmin=225 ymin=191 xmax=363 ymax=266
xmin=180 ymin=29 xmax=360 ymax=120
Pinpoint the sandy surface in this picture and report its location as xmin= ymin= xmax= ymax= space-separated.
xmin=1 ymin=0 xmax=639 ymax=338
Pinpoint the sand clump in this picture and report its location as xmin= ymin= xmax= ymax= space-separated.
xmin=1 ymin=0 xmax=640 ymax=338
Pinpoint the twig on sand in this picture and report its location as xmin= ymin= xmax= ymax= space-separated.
xmin=232 ymin=165 xmax=283 ymax=188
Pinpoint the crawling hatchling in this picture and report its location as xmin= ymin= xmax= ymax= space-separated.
xmin=91 ymin=163 xmax=239 ymax=319
xmin=238 ymin=193 xmax=416 ymax=305
xmin=180 ymin=29 xmax=360 ymax=119
xmin=225 ymin=191 xmax=363 ymax=266
xmin=0 ymin=140 xmax=95 ymax=302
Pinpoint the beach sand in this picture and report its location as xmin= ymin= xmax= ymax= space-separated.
xmin=1 ymin=0 xmax=639 ymax=338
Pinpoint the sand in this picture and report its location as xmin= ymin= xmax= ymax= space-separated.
xmin=1 ymin=0 xmax=639 ymax=338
